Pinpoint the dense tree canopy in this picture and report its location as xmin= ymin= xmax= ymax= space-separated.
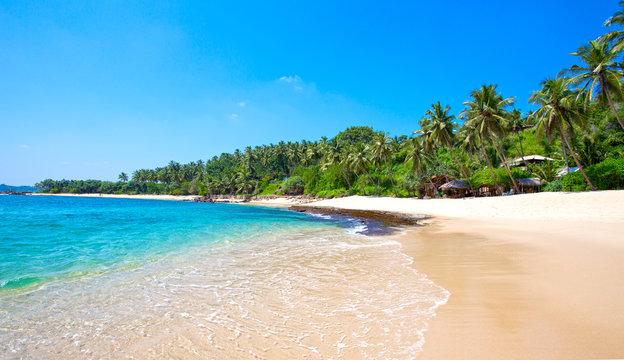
xmin=37 ymin=4 xmax=624 ymax=197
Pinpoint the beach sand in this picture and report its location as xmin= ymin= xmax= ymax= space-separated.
xmin=303 ymin=191 xmax=624 ymax=359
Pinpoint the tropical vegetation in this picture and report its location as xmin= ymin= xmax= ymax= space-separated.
xmin=36 ymin=4 xmax=624 ymax=197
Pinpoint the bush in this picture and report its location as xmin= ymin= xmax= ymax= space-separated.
xmin=542 ymin=179 xmax=563 ymax=192
xmin=589 ymin=157 xmax=624 ymax=190
xmin=561 ymin=158 xmax=624 ymax=191
xmin=280 ymin=176 xmax=305 ymax=195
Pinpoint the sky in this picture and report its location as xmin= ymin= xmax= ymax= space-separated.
xmin=0 ymin=0 xmax=618 ymax=185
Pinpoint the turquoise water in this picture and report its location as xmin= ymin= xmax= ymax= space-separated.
xmin=0 ymin=195 xmax=332 ymax=291
xmin=0 ymin=195 xmax=448 ymax=359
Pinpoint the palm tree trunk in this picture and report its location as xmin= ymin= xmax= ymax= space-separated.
xmin=511 ymin=131 xmax=531 ymax=173
xmin=354 ymin=171 xmax=366 ymax=195
xmin=602 ymin=75 xmax=624 ymax=131
xmin=560 ymin=126 xmax=596 ymax=191
xmin=443 ymin=133 xmax=472 ymax=188
xmin=488 ymin=125 xmax=520 ymax=194
xmin=338 ymin=166 xmax=351 ymax=189
xmin=560 ymin=132 xmax=571 ymax=175
xmin=384 ymin=159 xmax=398 ymax=197
xmin=480 ymin=141 xmax=501 ymax=196
xmin=432 ymin=150 xmax=449 ymax=180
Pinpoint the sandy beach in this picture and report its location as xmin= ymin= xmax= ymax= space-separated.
xmin=301 ymin=191 xmax=624 ymax=359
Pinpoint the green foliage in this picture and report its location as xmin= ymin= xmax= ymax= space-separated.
xmin=543 ymin=179 xmax=563 ymax=192
xmin=280 ymin=176 xmax=305 ymax=195
xmin=561 ymin=172 xmax=589 ymax=191
xmin=316 ymin=188 xmax=347 ymax=198
xmin=561 ymin=158 xmax=624 ymax=191
xmin=587 ymin=157 xmax=624 ymax=190
xmin=333 ymin=126 xmax=378 ymax=148
xmin=470 ymin=167 xmax=530 ymax=188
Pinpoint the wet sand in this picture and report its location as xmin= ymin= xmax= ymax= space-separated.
xmin=303 ymin=192 xmax=624 ymax=358
xmin=404 ymin=217 xmax=624 ymax=359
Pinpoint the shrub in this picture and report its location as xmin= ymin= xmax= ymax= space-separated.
xmin=588 ymin=157 xmax=624 ymax=190
xmin=280 ymin=176 xmax=305 ymax=195
xmin=542 ymin=179 xmax=562 ymax=192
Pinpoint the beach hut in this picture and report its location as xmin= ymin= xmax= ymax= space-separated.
xmin=440 ymin=180 xmax=469 ymax=198
xmin=515 ymin=178 xmax=542 ymax=193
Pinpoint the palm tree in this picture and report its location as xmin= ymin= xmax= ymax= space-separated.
xmin=118 ymin=172 xmax=128 ymax=183
xmin=601 ymin=1 xmax=624 ymax=53
xmin=322 ymin=140 xmax=352 ymax=188
xmin=461 ymin=85 xmax=520 ymax=194
xmin=348 ymin=143 xmax=374 ymax=194
xmin=369 ymin=132 xmax=398 ymax=196
xmin=403 ymin=137 xmax=437 ymax=197
xmin=508 ymin=109 xmax=531 ymax=171
xmin=421 ymin=102 xmax=472 ymax=187
xmin=562 ymin=40 xmax=624 ymax=131
xmin=529 ymin=78 xmax=596 ymax=191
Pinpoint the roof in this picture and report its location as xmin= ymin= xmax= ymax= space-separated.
xmin=557 ymin=167 xmax=580 ymax=177
xmin=516 ymin=178 xmax=542 ymax=186
xmin=440 ymin=180 xmax=469 ymax=190
xmin=510 ymin=155 xmax=557 ymax=166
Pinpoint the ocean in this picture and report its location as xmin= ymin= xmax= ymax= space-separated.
xmin=0 ymin=195 xmax=448 ymax=359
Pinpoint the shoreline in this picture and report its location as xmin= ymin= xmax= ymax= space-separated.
xmin=299 ymin=191 xmax=624 ymax=358
xmin=27 ymin=191 xmax=624 ymax=357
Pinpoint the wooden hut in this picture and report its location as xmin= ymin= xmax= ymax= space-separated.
xmin=515 ymin=178 xmax=542 ymax=193
xmin=440 ymin=180 xmax=469 ymax=198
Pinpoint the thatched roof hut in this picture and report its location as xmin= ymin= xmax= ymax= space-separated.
xmin=515 ymin=177 xmax=542 ymax=193
xmin=440 ymin=180 xmax=469 ymax=190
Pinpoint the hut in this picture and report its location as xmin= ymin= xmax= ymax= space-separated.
xmin=509 ymin=155 xmax=557 ymax=167
xmin=440 ymin=180 xmax=469 ymax=198
xmin=515 ymin=178 xmax=542 ymax=193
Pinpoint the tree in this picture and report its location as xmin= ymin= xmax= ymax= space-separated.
xmin=118 ymin=172 xmax=128 ymax=183
xmin=369 ymin=132 xmax=398 ymax=196
xmin=322 ymin=140 xmax=352 ymax=189
xmin=461 ymin=85 xmax=520 ymax=194
xmin=421 ymin=101 xmax=472 ymax=187
xmin=601 ymin=1 xmax=624 ymax=53
xmin=347 ymin=143 xmax=374 ymax=194
xmin=563 ymin=40 xmax=624 ymax=131
xmin=529 ymin=78 xmax=596 ymax=191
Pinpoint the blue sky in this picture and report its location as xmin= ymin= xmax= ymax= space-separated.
xmin=0 ymin=0 xmax=617 ymax=185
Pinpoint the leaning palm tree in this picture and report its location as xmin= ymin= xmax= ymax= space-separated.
xmin=562 ymin=40 xmax=624 ymax=131
xmin=118 ymin=172 xmax=128 ymax=183
xmin=461 ymin=85 xmax=520 ymax=194
xmin=529 ymin=78 xmax=596 ymax=191
xmin=420 ymin=102 xmax=472 ymax=187
xmin=508 ymin=109 xmax=531 ymax=171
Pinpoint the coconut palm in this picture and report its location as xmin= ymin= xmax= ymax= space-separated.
xmin=420 ymin=102 xmax=472 ymax=187
xmin=529 ymin=78 xmax=596 ymax=190
xmin=118 ymin=172 xmax=129 ymax=183
xmin=322 ymin=140 xmax=351 ymax=188
xmin=461 ymin=85 xmax=520 ymax=194
xmin=601 ymin=1 xmax=624 ymax=53
xmin=403 ymin=137 xmax=438 ymax=197
xmin=562 ymin=40 xmax=624 ymax=131
xmin=348 ymin=143 xmax=374 ymax=194
xmin=369 ymin=132 xmax=398 ymax=196
xmin=508 ymin=109 xmax=531 ymax=171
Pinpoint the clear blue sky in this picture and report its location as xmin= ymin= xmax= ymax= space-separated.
xmin=0 ymin=0 xmax=617 ymax=185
